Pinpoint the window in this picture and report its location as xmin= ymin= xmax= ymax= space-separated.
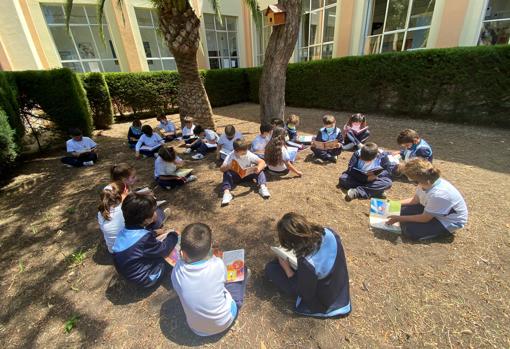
xmin=134 ymin=8 xmax=176 ymax=71
xmin=297 ymin=0 xmax=337 ymax=62
xmin=364 ymin=0 xmax=436 ymax=54
xmin=42 ymin=4 xmax=119 ymax=72
xmin=479 ymin=0 xmax=510 ymax=46
xmin=254 ymin=13 xmax=272 ymax=66
xmin=204 ymin=14 xmax=239 ymax=69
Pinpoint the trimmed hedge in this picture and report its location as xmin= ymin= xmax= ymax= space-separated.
xmin=202 ymin=68 xmax=249 ymax=106
xmin=0 ymin=108 xmax=18 ymax=178
xmin=0 ymin=72 xmax=23 ymax=141
xmin=81 ymin=73 xmax=114 ymax=129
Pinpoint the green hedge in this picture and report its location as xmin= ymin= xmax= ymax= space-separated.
xmin=13 ymin=69 xmax=93 ymax=135
xmin=81 ymin=73 xmax=113 ymax=129
xmin=202 ymin=68 xmax=250 ymax=106
xmin=0 ymin=108 xmax=18 ymax=178
xmin=0 ymin=72 xmax=23 ymax=141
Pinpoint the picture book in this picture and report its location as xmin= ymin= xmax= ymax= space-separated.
xmin=220 ymin=148 xmax=232 ymax=159
xmin=287 ymin=147 xmax=298 ymax=162
xmin=351 ymin=167 xmax=384 ymax=182
xmin=174 ymin=168 xmax=193 ymax=178
xmin=386 ymin=153 xmax=401 ymax=165
xmin=140 ymin=144 xmax=160 ymax=151
xmin=222 ymin=249 xmax=245 ymax=283
xmin=369 ymin=198 xmax=401 ymax=233
xmin=230 ymin=160 xmax=258 ymax=178
xmin=163 ymin=234 xmax=180 ymax=267
xmin=312 ymin=140 xmax=339 ymax=150
xmin=76 ymin=148 xmax=92 ymax=154
xmin=270 ymin=246 xmax=298 ymax=270
xmin=297 ymin=135 xmax=314 ymax=144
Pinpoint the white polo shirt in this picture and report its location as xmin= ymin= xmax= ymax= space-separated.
xmin=66 ymin=137 xmax=96 ymax=153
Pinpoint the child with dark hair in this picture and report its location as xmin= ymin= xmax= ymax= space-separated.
xmin=342 ymin=113 xmax=370 ymax=150
xmin=154 ymin=146 xmax=197 ymax=189
xmin=135 ymin=125 xmax=164 ymax=158
xmin=220 ymin=139 xmax=270 ymax=205
xmin=339 ymin=142 xmax=392 ymax=201
xmin=285 ymin=114 xmax=300 ymax=142
xmin=270 ymin=117 xmax=285 ymax=128
xmin=156 ymin=115 xmax=177 ymax=142
xmin=311 ymin=115 xmax=343 ymax=163
xmin=61 ymin=128 xmax=98 ymax=167
xmin=128 ymin=119 xmax=143 ymax=149
xmin=171 ymin=223 xmax=248 ymax=336
xmin=251 ymin=123 xmax=273 ymax=158
xmin=185 ymin=125 xmax=219 ymax=160
xmin=217 ymin=124 xmax=244 ymax=160
xmin=98 ymin=181 xmax=128 ymax=253
xmin=265 ymin=212 xmax=351 ymax=317
xmin=112 ymin=192 xmax=179 ymax=287
xmin=396 ymin=129 xmax=433 ymax=163
xmin=264 ymin=127 xmax=302 ymax=177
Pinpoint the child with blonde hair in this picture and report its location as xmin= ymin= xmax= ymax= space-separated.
xmin=285 ymin=114 xmax=300 ymax=142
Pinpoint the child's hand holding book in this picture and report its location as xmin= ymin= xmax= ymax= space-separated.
xmin=278 ymin=257 xmax=295 ymax=278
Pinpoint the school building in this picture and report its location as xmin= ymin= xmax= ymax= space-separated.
xmin=0 ymin=0 xmax=509 ymax=72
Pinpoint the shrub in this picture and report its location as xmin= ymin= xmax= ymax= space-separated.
xmin=0 ymin=72 xmax=23 ymax=141
xmin=81 ymin=73 xmax=113 ymax=129
xmin=0 ymin=108 xmax=18 ymax=178
xmin=202 ymin=68 xmax=249 ymax=106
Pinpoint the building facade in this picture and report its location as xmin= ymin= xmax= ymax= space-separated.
xmin=0 ymin=0 xmax=509 ymax=72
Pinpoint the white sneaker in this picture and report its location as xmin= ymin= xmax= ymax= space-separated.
xmin=221 ymin=191 xmax=233 ymax=206
xmin=186 ymin=175 xmax=198 ymax=183
xmin=192 ymin=153 xmax=204 ymax=160
xmin=184 ymin=148 xmax=192 ymax=154
xmin=259 ymin=185 xmax=271 ymax=199
xmin=83 ymin=161 xmax=94 ymax=166
xmin=63 ymin=164 xmax=73 ymax=168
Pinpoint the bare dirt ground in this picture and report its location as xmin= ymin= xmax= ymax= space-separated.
xmin=1 ymin=103 xmax=509 ymax=349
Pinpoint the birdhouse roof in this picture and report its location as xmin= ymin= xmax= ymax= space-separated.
xmin=265 ymin=4 xmax=285 ymax=15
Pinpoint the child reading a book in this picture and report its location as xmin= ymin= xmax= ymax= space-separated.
xmin=182 ymin=116 xmax=196 ymax=143
xmin=61 ymin=128 xmax=98 ymax=167
xmin=271 ymin=117 xmax=285 ymax=128
xmin=127 ymin=119 xmax=143 ymax=149
xmin=171 ymin=223 xmax=248 ymax=336
xmin=342 ymin=113 xmax=370 ymax=150
xmin=217 ymin=125 xmax=244 ymax=160
xmin=135 ymin=125 xmax=164 ymax=158
xmin=265 ymin=212 xmax=351 ymax=317
xmin=154 ymin=146 xmax=197 ymax=189
xmin=112 ymin=192 xmax=179 ymax=287
xmin=220 ymin=139 xmax=270 ymax=205
xmin=396 ymin=129 xmax=433 ymax=162
xmin=264 ymin=127 xmax=302 ymax=177
xmin=98 ymin=181 xmax=128 ymax=253
xmin=311 ymin=115 xmax=343 ymax=163
xmin=156 ymin=115 xmax=177 ymax=142
xmin=251 ymin=123 xmax=273 ymax=158
xmin=386 ymin=159 xmax=468 ymax=241
xmin=185 ymin=125 xmax=219 ymax=160
xmin=339 ymin=142 xmax=392 ymax=201
xmin=285 ymin=114 xmax=300 ymax=142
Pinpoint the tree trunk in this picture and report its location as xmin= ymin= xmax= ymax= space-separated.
xmin=157 ymin=1 xmax=215 ymax=129
xmin=259 ymin=0 xmax=302 ymax=124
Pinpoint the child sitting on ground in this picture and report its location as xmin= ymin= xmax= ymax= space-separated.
xmin=396 ymin=129 xmax=433 ymax=163
xmin=342 ymin=113 xmax=370 ymax=150
xmin=156 ymin=115 xmax=177 ymax=142
xmin=61 ymin=128 xmax=98 ymax=167
xmin=98 ymin=181 xmax=128 ymax=254
xmin=185 ymin=125 xmax=219 ymax=160
xmin=112 ymin=192 xmax=179 ymax=287
xmin=311 ymin=115 xmax=343 ymax=163
xmin=154 ymin=146 xmax=197 ymax=189
xmin=127 ymin=119 xmax=143 ymax=149
xmin=265 ymin=212 xmax=351 ymax=317
xmin=217 ymin=124 xmax=244 ymax=160
xmin=135 ymin=125 xmax=164 ymax=158
xmin=271 ymin=117 xmax=285 ymax=129
xmin=251 ymin=123 xmax=273 ymax=158
xmin=339 ymin=142 xmax=392 ymax=201
xmin=264 ymin=127 xmax=302 ymax=177
xmin=220 ymin=139 xmax=270 ymax=205
xmin=171 ymin=223 xmax=248 ymax=336
xmin=285 ymin=114 xmax=300 ymax=142
xmin=182 ymin=116 xmax=196 ymax=144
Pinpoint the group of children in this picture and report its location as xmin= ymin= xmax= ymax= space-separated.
xmin=65 ymin=109 xmax=469 ymax=337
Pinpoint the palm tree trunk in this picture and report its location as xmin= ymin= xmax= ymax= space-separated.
xmin=259 ymin=0 xmax=302 ymax=124
xmin=157 ymin=1 xmax=215 ymax=129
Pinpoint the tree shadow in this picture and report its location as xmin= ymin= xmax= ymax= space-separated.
xmin=372 ymin=229 xmax=455 ymax=245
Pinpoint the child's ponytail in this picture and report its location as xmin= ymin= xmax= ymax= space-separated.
xmin=110 ymin=163 xmax=135 ymax=182
xmin=98 ymin=181 xmax=127 ymax=220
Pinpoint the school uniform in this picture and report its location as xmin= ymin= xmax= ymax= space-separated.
xmin=135 ymin=133 xmax=164 ymax=157
xmin=218 ymin=131 xmax=243 ymax=159
xmin=266 ymin=147 xmax=292 ymax=176
xmin=182 ymin=124 xmax=197 ymax=144
xmin=339 ymin=149 xmax=392 ymax=199
xmin=286 ymin=124 xmax=298 ymax=142
xmin=400 ymin=139 xmax=433 ymax=162
xmin=171 ymin=256 xmax=247 ymax=336
xmin=112 ymin=226 xmax=178 ymax=287
xmin=61 ymin=137 xmax=98 ymax=167
xmin=251 ymin=134 xmax=270 ymax=158
xmin=191 ymin=129 xmax=219 ymax=155
xmin=222 ymin=151 xmax=266 ymax=191
xmin=158 ymin=121 xmax=177 ymax=142
xmin=401 ymin=178 xmax=468 ymax=241
xmin=343 ymin=124 xmax=370 ymax=147
xmin=311 ymin=127 xmax=343 ymax=161
xmin=127 ymin=126 xmax=143 ymax=148
xmin=265 ymin=228 xmax=351 ymax=317
xmin=154 ymin=156 xmax=190 ymax=189
xmin=97 ymin=205 xmax=124 ymax=254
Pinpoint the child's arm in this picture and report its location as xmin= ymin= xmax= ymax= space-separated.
xmin=255 ymin=158 xmax=266 ymax=173
xmin=216 ymin=144 xmax=223 ymax=159
xmin=387 ymin=212 xmax=434 ymax=226
xmin=346 ymin=152 xmax=358 ymax=173
xmin=401 ymin=194 xmax=420 ymax=206
xmin=143 ymin=231 xmax=179 ymax=258
xmin=135 ymin=137 xmax=143 ymax=158
xmin=295 ymin=260 xmax=319 ymax=303
xmin=285 ymin=161 xmax=302 ymax=177
xmin=186 ymin=137 xmax=200 ymax=148
xmin=220 ymin=159 xmax=231 ymax=172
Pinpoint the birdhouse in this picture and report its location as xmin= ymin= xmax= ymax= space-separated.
xmin=265 ymin=4 xmax=286 ymax=26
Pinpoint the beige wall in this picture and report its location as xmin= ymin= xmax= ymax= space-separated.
xmin=431 ymin=0 xmax=470 ymax=48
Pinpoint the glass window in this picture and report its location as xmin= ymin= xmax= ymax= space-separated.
xmin=479 ymin=0 xmax=510 ymax=46
xmin=204 ymin=14 xmax=239 ymax=69
xmin=365 ymin=0 xmax=436 ymax=54
xmin=42 ymin=4 xmax=120 ymax=72
xmin=253 ymin=12 xmax=273 ymax=66
xmin=134 ymin=8 xmax=176 ymax=71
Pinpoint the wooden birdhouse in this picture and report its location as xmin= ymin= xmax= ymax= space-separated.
xmin=265 ymin=4 xmax=286 ymax=26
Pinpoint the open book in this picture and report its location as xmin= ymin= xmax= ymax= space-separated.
xmin=140 ymin=144 xmax=161 ymax=151
xmin=369 ymin=198 xmax=401 ymax=233
xmin=231 ymin=160 xmax=258 ymax=178
xmin=270 ymin=246 xmax=297 ymax=270
xmin=219 ymin=148 xmax=232 ymax=159
xmin=76 ymin=147 xmax=92 ymax=154
xmin=204 ymin=142 xmax=218 ymax=149
xmin=312 ymin=140 xmax=340 ymax=150
xmin=349 ymin=125 xmax=369 ymax=134
xmin=351 ymin=166 xmax=384 ymax=182
xmin=297 ymin=135 xmax=314 ymax=144
xmin=173 ymin=168 xmax=193 ymax=178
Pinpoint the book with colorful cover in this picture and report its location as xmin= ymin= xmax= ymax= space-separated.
xmin=297 ymin=135 xmax=314 ymax=144
xmin=230 ymin=160 xmax=258 ymax=178
xmin=312 ymin=140 xmax=340 ymax=150
xmin=270 ymin=246 xmax=298 ymax=270
xmin=369 ymin=198 xmax=401 ymax=233
xmin=174 ymin=168 xmax=193 ymax=178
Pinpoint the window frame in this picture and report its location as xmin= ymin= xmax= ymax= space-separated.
xmin=203 ymin=14 xmax=240 ymax=69
xmin=477 ymin=0 xmax=510 ymax=46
